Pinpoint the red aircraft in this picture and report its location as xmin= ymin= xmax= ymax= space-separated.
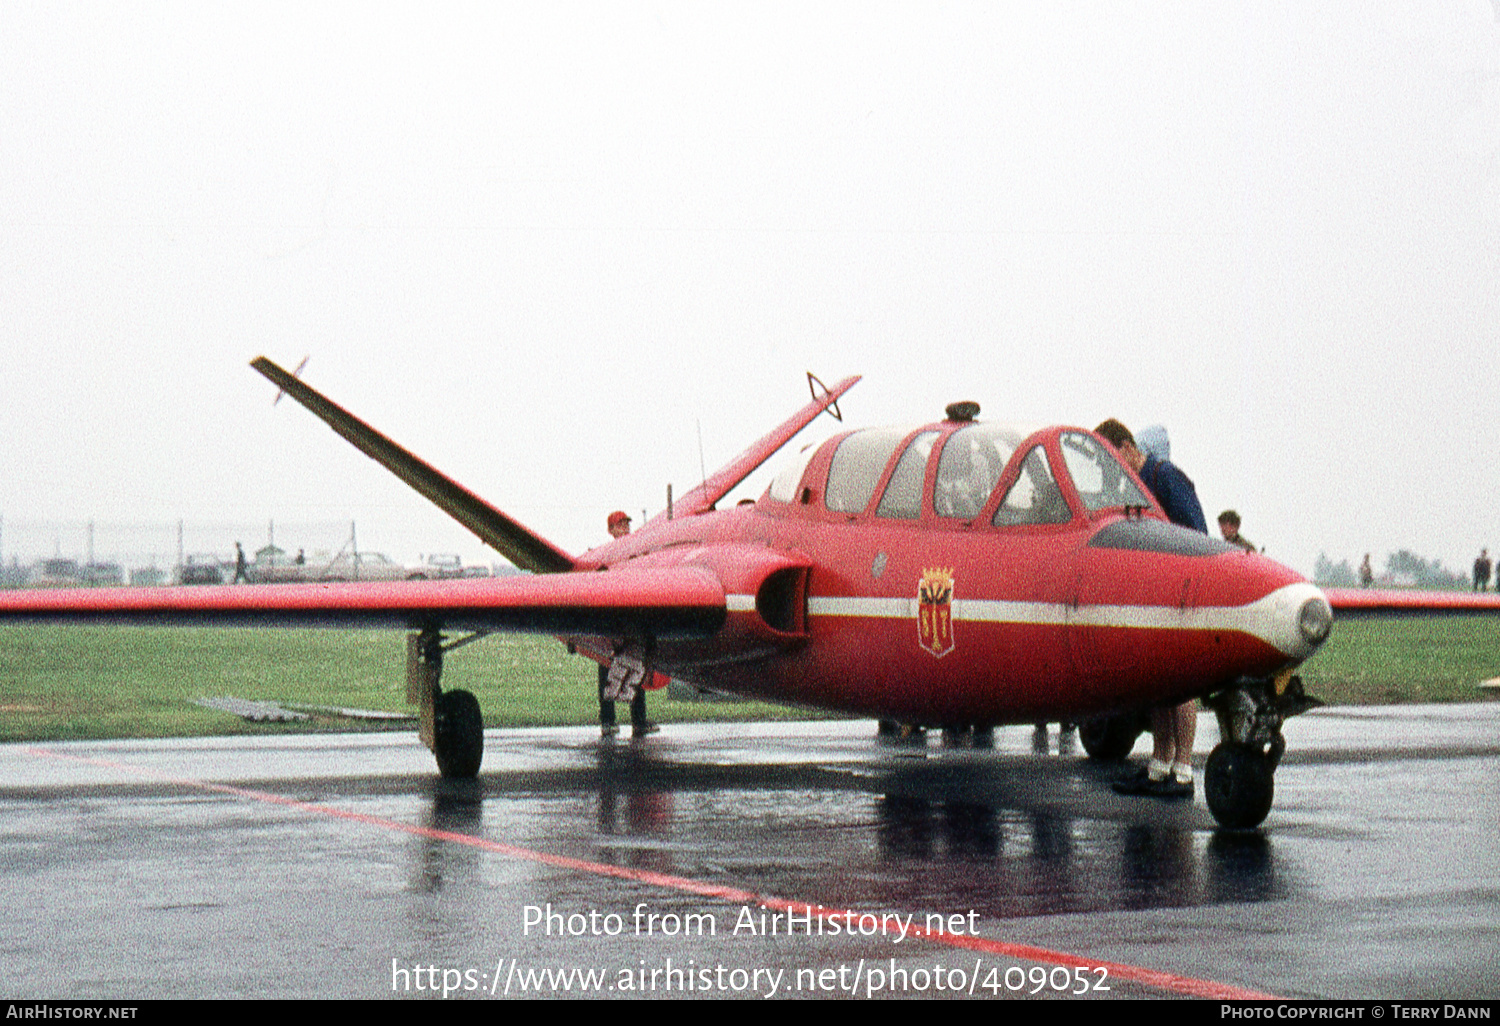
xmin=1 ymin=358 xmax=1346 ymax=829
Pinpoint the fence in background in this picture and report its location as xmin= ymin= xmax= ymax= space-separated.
xmin=0 ymin=516 xmax=362 ymax=586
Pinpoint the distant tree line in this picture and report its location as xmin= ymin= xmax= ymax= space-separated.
xmin=1314 ymin=550 xmax=1466 ymax=589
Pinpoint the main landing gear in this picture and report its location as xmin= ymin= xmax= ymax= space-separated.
xmin=876 ymin=720 xmax=926 ymax=743
xmin=408 ymin=627 xmax=487 ymax=778
xmin=1078 ymin=711 xmax=1149 ymax=761
xmin=1203 ymin=673 xmax=1321 ymax=830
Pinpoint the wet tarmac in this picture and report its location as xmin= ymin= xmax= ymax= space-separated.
xmin=3 ymin=704 xmax=1498 ymax=1000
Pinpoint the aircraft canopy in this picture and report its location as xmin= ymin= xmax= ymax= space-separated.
xmin=767 ymin=422 xmax=1155 ymax=525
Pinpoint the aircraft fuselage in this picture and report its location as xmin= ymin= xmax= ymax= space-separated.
xmin=575 ymin=422 xmax=1326 ymax=728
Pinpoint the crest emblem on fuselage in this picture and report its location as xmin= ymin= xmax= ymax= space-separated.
xmin=917 ymin=567 xmax=955 ymax=658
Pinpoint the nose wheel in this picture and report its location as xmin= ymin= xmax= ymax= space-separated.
xmin=1204 ymin=674 xmax=1321 ymax=829
xmin=1204 ymin=743 xmax=1275 ymax=829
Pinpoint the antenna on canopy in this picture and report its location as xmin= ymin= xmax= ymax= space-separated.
xmin=696 ymin=419 xmax=708 ymax=490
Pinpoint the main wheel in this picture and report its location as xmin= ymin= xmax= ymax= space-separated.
xmin=1080 ymin=713 xmax=1145 ymax=761
xmin=1205 ymin=742 xmax=1274 ymax=829
xmin=434 ymin=689 xmax=484 ymax=778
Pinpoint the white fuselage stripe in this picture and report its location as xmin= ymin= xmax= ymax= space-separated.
xmin=725 ymin=583 xmax=1324 ymax=659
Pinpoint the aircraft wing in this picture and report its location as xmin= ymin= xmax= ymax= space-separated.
xmin=251 ymin=357 xmax=576 ymax=573
xmin=663 ymin=373 xmax=860 ymax=521
xmin=0 ymin=569 xmax=726 ymax=638
xmin=1324 ymin=588 xmax=1500 ymax=618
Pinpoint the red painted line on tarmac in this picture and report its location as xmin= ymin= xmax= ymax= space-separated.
xmin=23 ymin=745 xmax=1277 ymax=1001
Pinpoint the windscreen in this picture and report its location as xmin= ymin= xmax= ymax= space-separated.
xmin=1060 ymin=431 xmax=1153 ymax=511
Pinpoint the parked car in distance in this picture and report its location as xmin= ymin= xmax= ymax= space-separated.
xmin=315 ymin=551 xmax=408 ymax=582
xmin=249 ymin=547 xmax=309 ymax=583
xmin=178 ymin=555 xmax=224 ymax=585
xmin=29 ymin=558 xmax=82 ymax=588
xmin=80 ymin=562 xmax=124 ymax=587
xmin=406 ymin=554 xmax=491 ymax=580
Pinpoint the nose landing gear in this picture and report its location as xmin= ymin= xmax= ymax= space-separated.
xmin=1204 ymin=673 xmax=1321 ymax=829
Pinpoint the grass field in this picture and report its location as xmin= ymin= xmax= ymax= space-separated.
xmin=0 ymin=616 xmax=1496 ymax=742
xmin=0 ymin=625 xmax=825 ymax=742
xmin=1296 ymin=615 xmax=1500 ymax=705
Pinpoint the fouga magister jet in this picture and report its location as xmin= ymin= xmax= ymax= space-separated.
xmin=0 ymin=358 xmax=1340 ymax=829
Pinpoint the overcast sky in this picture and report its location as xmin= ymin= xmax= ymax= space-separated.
xmin=3 ymin=1 xmax=1498 ymax=577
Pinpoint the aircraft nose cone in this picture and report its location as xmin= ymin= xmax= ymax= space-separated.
xmin=1243 ymin=581 xmax=1333 ymax=663
xmin=1298 ymin=593 xmax=1333 ymax=648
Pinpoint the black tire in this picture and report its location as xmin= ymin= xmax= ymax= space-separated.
xmin=1079 ymin=713 xmax=1144 ymax=761
xmin=434 ymin=689 xmax=484 ymax=778
xmin=1205 ymin=742 xmax=1274 ymax=830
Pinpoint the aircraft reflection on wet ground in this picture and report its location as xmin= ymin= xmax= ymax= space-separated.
xmin=408 ymin=738 xmax=1292 ymax=921
xmin=5 ymin=709 xmax=1498 ymax=999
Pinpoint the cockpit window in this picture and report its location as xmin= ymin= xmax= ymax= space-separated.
xmin=993 ymin=445 xmax=1072 ymax=525
xmin=1061 ymin=431 xmax=1153 ymax=511
xmin=875 ymin=431 xmax=938 ymax=520
xmin=825 ymin=428 xmax=908 ymax=514
xmin=767 ymin=442 xmax=819 ymax=503
xmin=933 ymin=424 xmax=1022 ymax=519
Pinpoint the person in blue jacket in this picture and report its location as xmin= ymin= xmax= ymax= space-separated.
xmin=1094 ymin=419 xmax=1207 ymax=799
